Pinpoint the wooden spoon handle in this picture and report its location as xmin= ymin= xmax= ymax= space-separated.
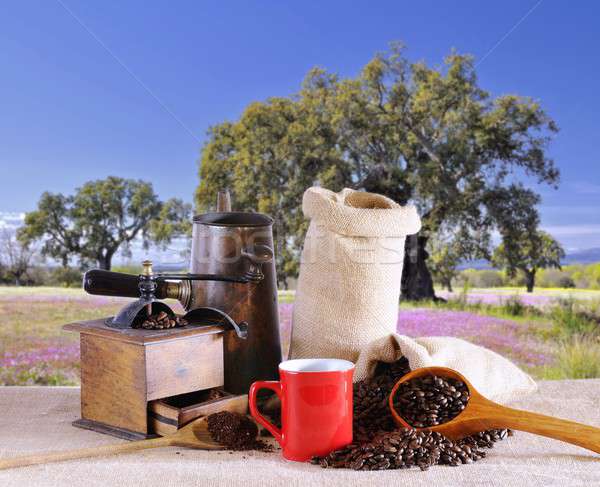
xmin=492 ymin=404 xmax=600 ymax=454
xmin=0 ymin=436 xmax=172 ymax=470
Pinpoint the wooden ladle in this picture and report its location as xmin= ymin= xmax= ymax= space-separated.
xmin=0 ymin=416 xmax=223 ymax=470
xmin=388 ymin=366 xmax=600 ymax=454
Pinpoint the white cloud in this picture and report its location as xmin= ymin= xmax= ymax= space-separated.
xmin=0 ymin=212 xmax=25 ymax=231
xmin=541 ymin=224 xmax=600 ymax=251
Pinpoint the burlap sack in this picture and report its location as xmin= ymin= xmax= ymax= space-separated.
xmin=290 ymin=187 xmax=421 ymax=361
xmin=355 ymin=334 xmax=537 ymax=403
xmin=290 ymin=186 xmax=537 ymax=403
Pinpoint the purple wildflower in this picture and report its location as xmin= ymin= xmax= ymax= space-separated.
xmin=397 ymin=308 xmax=553 ymax=367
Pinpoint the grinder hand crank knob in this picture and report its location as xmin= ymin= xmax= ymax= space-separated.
xmin=142 ymin=260 xmax=153 ymax=276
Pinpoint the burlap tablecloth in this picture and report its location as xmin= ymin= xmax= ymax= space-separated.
xmin=0 ymin=382 xmax=598 ymax=486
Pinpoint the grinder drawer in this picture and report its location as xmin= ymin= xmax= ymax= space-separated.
xmin=149 ymin=389 xmax=248 ymax=436
xmin=145 ymin=332 xmax=224 ymax=400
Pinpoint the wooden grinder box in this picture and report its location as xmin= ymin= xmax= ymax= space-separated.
xmin=64 ymin=318 xmax=233 ymax=440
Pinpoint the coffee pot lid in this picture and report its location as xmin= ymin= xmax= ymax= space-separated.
xmin=193 ymin=189 xmax=273 ymax=227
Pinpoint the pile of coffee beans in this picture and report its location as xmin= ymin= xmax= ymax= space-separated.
xmin=392 ymin=374 xmax=470 ymax=427
xmin=313 ymin=357 xmax=511 ymax=471
xmin=353 ymin=358 xmax=411 ymax=441
xmin=133 ymin=311 xmax=187 ymax=330
xmin=314 ymin=427 xmax=513 ymax=471
xmin=314 ymin=428 xmax=473 ymax=471
xmin=206 ymin=411 xmax=272 ymax=451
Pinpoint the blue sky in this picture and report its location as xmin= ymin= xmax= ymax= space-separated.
xmin=1 ymin=0 xmax=599 ymax=253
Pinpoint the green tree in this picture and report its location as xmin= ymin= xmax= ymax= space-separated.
xmin=196 ymin=43 xmax=559 ymax=296
xmin=19 ymin=176 xmax=191 ymax=270
xmin=487 ymin=183 xmax=564 ymax=292
xmin=492 ymin=232 xmax=564 ymax=293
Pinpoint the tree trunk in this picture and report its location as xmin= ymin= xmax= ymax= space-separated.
xmin=401 ymin=235 xmax=437 ymax=301
xmin=525 ymin=269 xmax=536 ymax=293
xmin=445 ymin=279 xmax=453 ymax=293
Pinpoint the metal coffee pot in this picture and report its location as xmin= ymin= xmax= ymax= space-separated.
xmin=83 ymin=192 xmax=282 ymax=394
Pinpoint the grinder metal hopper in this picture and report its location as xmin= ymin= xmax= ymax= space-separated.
xmin=83 ymin=254 xmax=271 ymax=337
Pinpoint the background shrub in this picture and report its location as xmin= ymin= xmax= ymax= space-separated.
xmin=537 ymin=268 xmax=575 ymax=288
xmin=546 ymin=336 xmax=600 ymax=379
xmin=457 ymin=269 xmax=505 ymax=288
xmin=47 ymin=267 xmax=83 ymax=287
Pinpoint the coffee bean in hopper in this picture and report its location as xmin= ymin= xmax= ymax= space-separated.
xmin=132 ymin=312 xmax=188 ymax=330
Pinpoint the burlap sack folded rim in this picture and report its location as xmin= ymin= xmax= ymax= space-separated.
xmin=302 ymin=187 xmax=422 ymax=237
xmin=353 ymin=333 xmax=538 ymax=404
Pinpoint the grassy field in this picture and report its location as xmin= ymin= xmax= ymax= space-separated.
xmin=0 ymin=286 xmax=599 ymax=385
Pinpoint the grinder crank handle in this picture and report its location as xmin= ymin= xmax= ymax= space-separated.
xmin=82 ymin=270 xmax=170 ymax=299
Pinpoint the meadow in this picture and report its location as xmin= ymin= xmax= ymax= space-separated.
xmin=1 ymin=286 xmax=599 ymax=385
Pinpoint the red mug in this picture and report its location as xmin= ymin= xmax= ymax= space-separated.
xmin=249 ymin=358 xmax=354 ymax=461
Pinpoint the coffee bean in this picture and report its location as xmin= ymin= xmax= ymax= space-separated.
xmin=311 ymin=357 xmax=512 ymax=472
xmin=392 ymin=375 xmax=470 ymax=427
xmin=134 ymin=312 xmax=188 ymax=330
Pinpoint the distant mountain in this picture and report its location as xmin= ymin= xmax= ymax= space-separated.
xmin=457 ymin=259 xmax=491 ymax=270
xmin=460 ymin=248 xmax=600 ymax=270
xmin=563 ymin=247 xmax=600 ymax=265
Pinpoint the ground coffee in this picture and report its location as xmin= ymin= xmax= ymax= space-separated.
xmin=206 ymin=411 xmax=272 ymax=451
xmin=393 ymin=374 xmax=470 ymax=427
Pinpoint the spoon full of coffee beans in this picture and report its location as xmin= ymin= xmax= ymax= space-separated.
xmin=389 ymin=366 xmax=600 ymax=454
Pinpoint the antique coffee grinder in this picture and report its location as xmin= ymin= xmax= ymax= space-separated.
xmin=64 ymin=192 xmax=282 ymax=439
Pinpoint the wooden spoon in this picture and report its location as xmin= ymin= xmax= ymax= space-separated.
xmin=0 ymin=416 xmax=223 ymax=470
xmin=388 ymin=366 xmax=600 ymax=454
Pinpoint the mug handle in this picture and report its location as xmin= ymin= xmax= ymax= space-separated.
xmin=249 ymin=381 xmax=283 ymax=445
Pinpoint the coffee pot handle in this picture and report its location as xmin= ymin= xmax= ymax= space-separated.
xmin=249 ymin=381 xmax=283 ymax=446
xmin=241 ymin=244 xmax=273 ymax=281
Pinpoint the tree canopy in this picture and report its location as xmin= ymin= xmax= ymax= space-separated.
xmin=19 ymin=176 xmax=191 ymax=270
xmin=196 ymin=44 xmax=559 ymax=293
